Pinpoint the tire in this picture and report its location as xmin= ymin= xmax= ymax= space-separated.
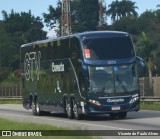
xmin=118 ymin=112 xmax=127 ymax=119
xmin=31 ymin=99 xmax=37 ymax=115
xmin=72 ymin=99 xmax=82 ymax=120
xmin=35 ymin=99 xmax=43 ymax=116
xmin=65 ymin=98 xmax=73 ymax=119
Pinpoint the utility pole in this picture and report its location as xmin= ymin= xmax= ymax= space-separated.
xmin=61 ymin=0 xmax=72 ymax=36
xmin=97 ymin=0 xmax=107 ymax=30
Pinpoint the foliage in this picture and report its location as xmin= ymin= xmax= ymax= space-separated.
xmin=0 ymin=67 xmax=10 ymax=82
xmin=0 ymin=10 xmax=47 ymax=83
xmin=110 ymin=16 xmax=139 ymax=35
xmin=0 ymin=72 xmax=20 ymax=85
xmin=141 ymin=102 xmax=160 ymax=111
xmin=43 ymin=0 xmax=103 ymax=36
xmin=76 ymin=0 xmax=99 ymax=32
xmin=43 ymin=2 xmax=61 ymax=28
xmin=107 ymin=0 xmax=138 ymax=22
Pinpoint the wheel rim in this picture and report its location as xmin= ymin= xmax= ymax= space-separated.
xmin=36 ymin=101 xmax=40 ymax=114
xmin=66 ymin=100 xmax=71 ymax=116
xmin=31 ymin=100 xmax=36 ymax=114
xmin=73 ymin=101 xmax=78 ymax=117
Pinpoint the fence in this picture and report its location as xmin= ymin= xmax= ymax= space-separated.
xmin=139 ymin=77 xmax=160 ymax=102
xmin=0 ymin=85 xmax=21 ymax=99
xmin=140 ymin=77 xmax=160 ymax=96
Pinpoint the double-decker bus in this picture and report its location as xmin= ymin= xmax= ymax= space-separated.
xmin=20 ymin=31 xmax=145 ymax=120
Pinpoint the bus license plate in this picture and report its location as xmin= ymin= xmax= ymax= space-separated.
xmin=112 ymin=106 xmax=120 ymax=111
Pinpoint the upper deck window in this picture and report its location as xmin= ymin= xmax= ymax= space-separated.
xmin=83 ymin=36 xmax=135 ymax=60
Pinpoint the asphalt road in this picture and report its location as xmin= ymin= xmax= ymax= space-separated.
xmin=0 ymin=104 xmax=160 ymax=138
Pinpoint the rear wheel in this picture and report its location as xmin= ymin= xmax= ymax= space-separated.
xmin=31 ymin=99 xmax=37 ymax=115
xmin=65 ymin=98 xmax=73 ymax=119
xmin=32 ymin=98 xmax=43 ymax=116
xmin=72 ymin=99 xmax=82 ymax=120
xmin=35 ymin=99 xmax=43 ymax=116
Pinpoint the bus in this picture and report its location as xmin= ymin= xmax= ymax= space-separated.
xmin=20 ymin=31 xmax=145 ymax=120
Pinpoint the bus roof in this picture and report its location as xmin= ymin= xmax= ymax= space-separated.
xmin=76 ymin=31 xmax=129 ymax=39
xmin=21 ymin=31 xmax=129 ymax=48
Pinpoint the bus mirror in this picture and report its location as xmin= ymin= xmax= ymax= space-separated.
xmin=136 ymin=56 xmax=146 ymax=74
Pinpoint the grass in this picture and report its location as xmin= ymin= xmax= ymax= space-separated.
xmin=0 ymin=118 xmax=99 ymax=139
xmin=140 ymin=102 xmax=160 ymax=111
xmin=0 ymin=99 xmax=22 ymax=104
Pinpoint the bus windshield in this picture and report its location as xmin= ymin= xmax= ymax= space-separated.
xmin=83 ymin=36 xmax=135 ymax=60
xmin=88 ymin=64 xmax=138 ymax=95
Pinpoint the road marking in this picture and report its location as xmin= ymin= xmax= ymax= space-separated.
xmin=0 ymin=112 xmax=131 ymax=130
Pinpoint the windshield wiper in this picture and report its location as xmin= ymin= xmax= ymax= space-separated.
xmin=116 ymin=75 xmax=128 ymax=93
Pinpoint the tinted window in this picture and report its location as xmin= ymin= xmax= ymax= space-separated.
xmin=70 ymin=37 xmax=81 ymax=60
xmin=83 ymin=36 xmax=135 ymax=60
xmin=89 ymin=64 xmax=139 ymax=95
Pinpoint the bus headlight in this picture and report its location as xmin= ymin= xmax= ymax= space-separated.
xmin=129 ymin=96 xmax=139 ymax=104
xmin=88 ymin=99 xmax=101 ymax=106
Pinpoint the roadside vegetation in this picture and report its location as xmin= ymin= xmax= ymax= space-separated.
xmin=140 ymin=102 xmax=160 ymax=111
xmin=0 ymin=118 xmax=99 ymax=139
xmin=0 ymin=99 xmax=22 ymax=104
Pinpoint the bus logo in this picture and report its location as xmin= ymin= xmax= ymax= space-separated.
xmin=107 ymin=98 xmax=124 ymax=103
xmin=24 ymin=51 xmax=41 ymax=81
xmin=52 ymin=63 xmax=64 ymax=72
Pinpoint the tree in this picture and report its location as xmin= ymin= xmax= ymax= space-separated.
xmin=43 ymin=0 xmax=105 ymax=35
xmin=0 ymin=10 xmax=46 ymax=72
xmin=107 ymin=0 xmax=120 ymax=21
xmin=42 ymin=0 xmax=61 ymax=29
xmin=110 ymin=16 xmax=139 ymax=35
xmin=107 ymin=0 xmax=138 ymax=22
xmin=120 ymin=0 xmax=138 ymax=17
xmin=77 ymin=0 xmax=99 ymax=32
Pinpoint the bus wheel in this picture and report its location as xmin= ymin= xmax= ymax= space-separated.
xmin=31 ymin=99 xmax=37 ymax=115
xmin=118 ymin=112 xmax=127 ymax=119
xmin=65 ymin=98 xmax=73 ymax=119
xmin=35 ymin=99 xmax=42 ymax=116
xmin=72 ymin=99 xmax=82 ymax=120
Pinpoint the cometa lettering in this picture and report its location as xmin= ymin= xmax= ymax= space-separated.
xmin=52 ymin=63 xmax=64 ymax=72
xmin=107 ymin=98 xmax=124 ymax=103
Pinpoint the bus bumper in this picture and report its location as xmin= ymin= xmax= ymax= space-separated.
xmin=82 ymin=102 xmax=140 ymax=115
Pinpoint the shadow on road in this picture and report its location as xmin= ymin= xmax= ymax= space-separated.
xmin=42 ymin=111 xmax=160 ymax=121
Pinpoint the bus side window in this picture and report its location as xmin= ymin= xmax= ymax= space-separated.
xmin=70 ymin=37 xmax=81 ymax=62
xmin=61 ymin=39 xmax=70 ymax=59
xmin=70 ymin=37 xmax=86 ymax=97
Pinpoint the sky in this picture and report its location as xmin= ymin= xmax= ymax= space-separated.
xmin=0 ymin=0 xmax=159 ymax=35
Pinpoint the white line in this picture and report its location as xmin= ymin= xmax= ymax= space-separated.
xmin=0 ymin=112 xmax=131 ymax=130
